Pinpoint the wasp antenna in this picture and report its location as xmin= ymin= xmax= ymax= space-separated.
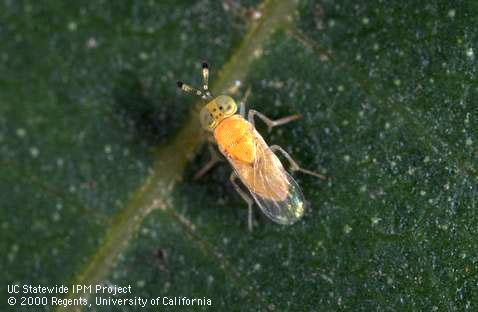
xmin=177 ymin=80 xmax=208 ymax=99
xmin=201 ymin=61 xmax=212 ymax=98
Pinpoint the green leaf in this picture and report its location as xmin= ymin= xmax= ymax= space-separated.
xmin=2 ymin=0 xmax=477 ymax=311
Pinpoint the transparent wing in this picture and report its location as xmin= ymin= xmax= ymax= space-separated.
xmin=250 ymin=169 xmax=306 ymax=225
xmin=227 ymin=128 xmax=306 ymax=225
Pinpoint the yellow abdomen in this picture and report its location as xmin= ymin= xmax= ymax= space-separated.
xmin=214 ymin=115 xmax=255 ymax=164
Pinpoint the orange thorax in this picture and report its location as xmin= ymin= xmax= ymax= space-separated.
xmin=214 ymin=115 xmax=255 ymax=164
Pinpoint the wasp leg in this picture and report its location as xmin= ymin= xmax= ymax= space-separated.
xmin=248 ymin=110 xmax=301 ymax=133
xmin=270 ymin=145 xmax=327 ymax=180
xmin=239 ymin=87 xmax=251 ymax=117
xmin=230 ymin=172 xmax=254 ymax=232
xmin=193 ymin=142 xmax=223 ymax=180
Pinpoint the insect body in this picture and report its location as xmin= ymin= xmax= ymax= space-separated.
xmin=177 ymin=62 xmax=325 ymax=231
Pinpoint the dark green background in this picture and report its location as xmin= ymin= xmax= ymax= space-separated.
xmin=1 ymin=0 xmax=477 ymax=311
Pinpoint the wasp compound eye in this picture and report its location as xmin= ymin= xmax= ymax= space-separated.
xmin=199 ymin=106 xmax=215 ymax=131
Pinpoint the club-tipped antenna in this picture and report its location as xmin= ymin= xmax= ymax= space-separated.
xmin=176 ymin=80 xmax=211 ymax=100
xmin=202 ymin=61 xmax=212 ymax=97
xmin=176 ymin=62 xmax=214 ymax=100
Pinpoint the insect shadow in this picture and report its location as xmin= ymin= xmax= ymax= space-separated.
xmin=112 ymin=69 xmax=188 ymax=146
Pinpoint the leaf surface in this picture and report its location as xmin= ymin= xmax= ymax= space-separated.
xmin=1 ymin=0 xmax=477 ymax=311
